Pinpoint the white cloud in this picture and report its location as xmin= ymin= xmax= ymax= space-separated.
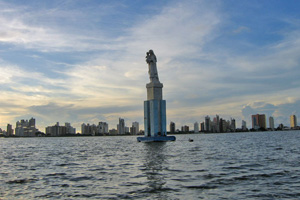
xmin=0 ymin=2 xmax=115 ymax=52
xmin=1 ymin=1 xmax=300 ymax=131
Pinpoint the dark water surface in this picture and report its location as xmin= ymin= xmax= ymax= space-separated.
xmin=1 ymin=131 xmax=300 ymax=199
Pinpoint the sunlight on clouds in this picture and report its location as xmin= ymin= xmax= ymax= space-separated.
xmin=54 ymin=63 xmax=145 ymax=109
xmin=126 ymin=1 xmax=221 ymax=59
xmin=0 ymin=7 xmax=105 ymax=52
xmin=0 ymin=1 xmax=299 ymax=131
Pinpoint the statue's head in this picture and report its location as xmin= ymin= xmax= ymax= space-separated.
xmin=148 ymin=49 xmax=154 ymax=55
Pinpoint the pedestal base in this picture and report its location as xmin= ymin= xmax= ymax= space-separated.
xmin=137 ymin=136 xmax=176 ymax=142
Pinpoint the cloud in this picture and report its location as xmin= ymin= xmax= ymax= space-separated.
xmin=0 ymin=1 xmax=120 ymax=52
xmin=1 ymin=1 xmax=300 ymax=132
xmin=241 ymin=100 xmax=300 ymax=128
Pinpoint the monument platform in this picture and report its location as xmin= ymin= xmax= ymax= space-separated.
xmin=137 ymin=136 xmax=176 ymax=142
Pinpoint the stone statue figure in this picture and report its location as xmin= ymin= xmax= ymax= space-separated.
xmin=146 ymin=50 xmax=159 ymax=83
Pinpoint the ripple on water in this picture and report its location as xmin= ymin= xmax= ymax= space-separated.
xmin=7 ymin=178 xmax=38 ymax=184
xmin=45 ymin=172 xmax=67 ymax=176
xmin=68 ymin=176 xmax=95 ymax=182
xmin=1 ymin=132 xmax=300 ymax=199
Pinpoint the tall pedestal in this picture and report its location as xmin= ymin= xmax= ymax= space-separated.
xmin=144 ymin=99 xmax=166 ymax=137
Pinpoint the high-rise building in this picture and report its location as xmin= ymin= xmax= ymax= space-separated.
xmin=213 ymin=115 xmax=220 ymax=132
xmin=65 ymin=122 xmax=76 ymax=134
xmin=125 ymin=127 xmax=129 ymax=134
xmin=230 ymin=118 xmax=236 ymax=132
xmin=194 ymin=122 xmax=199 ymax=133
xmin=290 ymin=115 xmax=297 ymax=128
xmin=219 ymin=118 xmax=227 ymax=132
xmin=15 ymin=118 xmax=37 ymax=137
xmin=170 ymin=122 xmax=175 ymax=133
xmin=98 ymin=122 xmax=109 ymax=134
xmin=81 ymin=122 xmax=108 ymax=135
xmin=205 ymin=116 xmax=211 ymax=132
xmin=130 ymin=122 xmax=139 ymax=135
xmin=29 ymin=118 xmax=35 ymax=128
xmin=269 ymin=116 xmax=275 ymax=130
xmin=251 ymin=114 xmax=266 ymax=129
xmin=81 ymin=123 xmax=88 ymax=135
xmin=200 ymin=122 xmax=205 ymax=132
xmin=7 ymin=124 xmax=13 ymax=136
xmin=46 ymin=122 xmax=68 ymax=136
xmin=181 ymin=125 xmax=189 ymax=132
xmin=117 ymin=118 xmax=125 ymax=134
xmin=242 ymin=120 xmax=247 ymax=131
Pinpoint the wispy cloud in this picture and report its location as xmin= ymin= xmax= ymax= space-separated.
xmin=0 ymin=0 xmax=299 ymax=131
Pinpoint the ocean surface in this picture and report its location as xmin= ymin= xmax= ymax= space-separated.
xmin=1 ymin=131 xmax=300 ymax=199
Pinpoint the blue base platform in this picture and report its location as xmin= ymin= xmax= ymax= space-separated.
xmin=137 ymin=136 xmax=176 ymax=142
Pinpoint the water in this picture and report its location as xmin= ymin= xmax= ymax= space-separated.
xmin=1 ymin=131 xmax=300 ymax=199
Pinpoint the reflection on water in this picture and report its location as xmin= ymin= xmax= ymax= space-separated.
xmin=141 ymin=143 xmax=169 ymax=199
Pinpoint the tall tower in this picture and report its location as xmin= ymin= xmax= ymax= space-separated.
xmin=252 ymin=114 xmax=266 ymax=129
xmin=290 ymin=115 xmax=297 ymax=128
xmin=7 ymin=124 xmax=13 ymax=136
xmin=118 ymin=118 xmax=125 ymax=134
xmin=194 ymin=122 xmax=199 ymax=133
xmin=131 ymin=122 xmax=139 ymax=135
xmin=139 ymin=50 xmax=175 ymax=142
xmin=170 ymin=122 xmax=175 ymax=133
xmin=205 ymin=116 xmax=211 ymax=132
xmin=269 ymin=116 xmax=275 ymax=130
xmin=242 ymin=120 xmax=247 ymax=130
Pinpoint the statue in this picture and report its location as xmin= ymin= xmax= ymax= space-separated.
xmin=146 ymin=50 xmax=159 ymax=83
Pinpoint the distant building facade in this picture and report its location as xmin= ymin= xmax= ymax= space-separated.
xmin=194 ymin=122 xmax=199 ymax=133
xmin=242 ymin=120 xmax=247 ymax=131
xmin=15 ymin=118 xmax=37 ymax=137
xmin=181 ymin=125 xmax=189 ymax=132
xmin=7 ymin=124 xmax=14 ymax=136
xmin=269 ymin=116 xmax=275 ymax=130
xmin=205 ymin=116 xmax=211 ymax=132
xmin=117 ymin=118 xmax=125 ymax=134
xmin=98 ymin=122 xmax=109 ymax=134
xmin=252 ymin=114 xmax=266 ymax=129
xmin=213 ymin=115 xmax=220 ymax=133
xmin=230 ymin=118 xmax=236 ymax=132
xmin=130 ymin=122 xmax=139 ymax=135
xmin=170 ymin=122 xmax=175 ymax=133
xmin=82 ymin=122 xmax=107 ymax=135
xmin=46 ymin=122 xmax=67 ymax=136
xmin=290 ymin=115 xmax=297 ymax=128
xmin=125 ymin=126 xmax=129 ymax=134
xmin=45 ymin=122 xmax=76 ymax=136
xmin=65 ymin=122 xmax=76 ymax=134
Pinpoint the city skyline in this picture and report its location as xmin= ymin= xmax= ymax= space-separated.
xmin=1 ymin=112 xmax=297 ymax=136
xmin=1 ymin=1 xmax=300 ymax=131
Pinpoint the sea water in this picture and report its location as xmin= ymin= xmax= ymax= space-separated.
xmin=1 ymin=131 xmax=300 ymax=199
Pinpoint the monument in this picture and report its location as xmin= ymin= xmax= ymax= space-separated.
xmin=137 ymin=50 xmax=176 ymax=142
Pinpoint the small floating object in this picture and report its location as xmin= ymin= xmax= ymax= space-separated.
xmin=189 ymin=138 xmax=194 ymax=142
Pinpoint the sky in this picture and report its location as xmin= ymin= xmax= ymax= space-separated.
xmin=1 ymin=0 xmax=300 ymax=132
